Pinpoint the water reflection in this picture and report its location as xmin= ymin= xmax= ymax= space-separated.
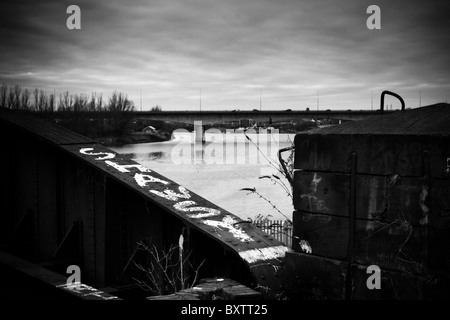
xmin=112 ymin=132 xmax=295 ymax=221
xmin=147 ymin=151 xmax=166 ymax=161
xmin=119 ymin=131 xmax=293 ymax=166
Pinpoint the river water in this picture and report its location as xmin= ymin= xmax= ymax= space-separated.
xmin=111 ymin=130 xmax=295 ymax=221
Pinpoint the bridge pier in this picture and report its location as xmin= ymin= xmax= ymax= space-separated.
xmin=194 ymin=121 xmax=205 ymax=144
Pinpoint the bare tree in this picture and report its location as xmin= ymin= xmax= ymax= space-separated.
xmin=73 ymin=94 xmax=88 ymax=112
xmin=0 ymin=84 xmax=7 ymax=107
xmin=88 ymin=93 xmax=96 ymax=111
xmin=7 ymin=87 xmax=15 ymax=109
xmin=107 ymin=91 xmax=134 ymax=112
xmin=12 ymin=85 xmax=21 ymax=109
xmin=21 ymin=88 xmax=31 ymax=110
xmin=96 ymin=94 xmax=103 ymax=111
xmin=87 ymin=92 xmax=103 ymax=111
xmin=48 ymin=93 xmax=55 ymax=112
xmin=33 ymin=88 xmax=40 ymax=111
xmin=38 ymin=90 xmax=47 ymax=111
xmin=58 ymin=91 xmax=73 ymax=111
xmin=104 ymin=91 xmax=135 ymax=136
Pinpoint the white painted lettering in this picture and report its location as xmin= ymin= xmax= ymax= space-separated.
xmin=174 ymin=200 xmax=221 ymax=218
xmin=150 ymin=186 xmax=191 ymax=201
xmin=203 ymin=215 xmax=254 ymax=242
xmin=238 ymin=245 xmax=291 ymax=264
xmin=134 ymin=173 xmax=168 ymax=187
xmin=80 ymin=148 xmax=115 ymax=160
xmin=104 ymin=160 xmax=151 ymax=173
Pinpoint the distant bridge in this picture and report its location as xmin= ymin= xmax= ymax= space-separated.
xmin=40 ymin=109 xmax=396 ymax=126
xmin=34 ymin=90 xmax=406 ymax=126
xmin=132 ymin=110 xmax=392 ymax=125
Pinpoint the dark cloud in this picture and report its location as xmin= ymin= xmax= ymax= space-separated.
xmin=0 ymin=0 xmax=449 ymax=109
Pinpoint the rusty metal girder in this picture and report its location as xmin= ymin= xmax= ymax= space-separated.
xmin=62 ymin=143 xmax=290 ymax=293
xmin=0 ymin=108 xmax=290 ymax=296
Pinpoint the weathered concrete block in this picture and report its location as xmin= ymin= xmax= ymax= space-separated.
xmin=293 ymin=171 xmax=350 ymax=216
xmin=350 ymin=264 xmax=429 ymax=300
xmin=351 ymin=263 xmax=450 ymax=300
xmin=294 ymin=211 xmax=431 ymax=275
xmin=222 ymin=285 xmax=261 ymax=300
xmin=418 ymin=136 xmax=450 ymax=178
xmin=429 ymin=179 xmax=450 ymax=229
xmin=386 ymin=176 xmax=429 ymax=227
xmin=428 ymin=227 xmax=450 ymax=277
xmin=290 ymin=105 xmax=450 ymax=299
xmin=294 ymin=133 xmax=353 ymax=173
xmin=294 ymin=133 xmax=450 ymax=179
xmin=294 ymin=171 xmax=450 ymax=228
xmin=146 ymin=291 xmax=200 ymax=300
xmin=293 ymin=211 xmax=349 ymax=260
xmin=146 ymin=278 xmax=262 ymax=300
xmin=195 ymin=278 xmax=241 ymax=299
xmin=294 ymin=134 xmax=401 ymax=174
xmin=355 ymin=175 xmax=387 ymax=220
xmin=283 ymin=251 xmax=348 ymax=300
xmin=383 ymin=177 xmax=450 ymax=230
xmin=354 ymin=219 xmax=428 ymax=274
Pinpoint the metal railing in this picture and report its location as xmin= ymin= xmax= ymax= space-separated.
xmin=252 ymin=219 xmax=293 ymax=248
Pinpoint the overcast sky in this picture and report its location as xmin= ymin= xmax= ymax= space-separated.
xmin=1 ymin=0 xmax=449 ymax=110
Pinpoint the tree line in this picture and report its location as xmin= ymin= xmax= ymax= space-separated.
xmin=0 ymin=84 xmax=134 ymax=112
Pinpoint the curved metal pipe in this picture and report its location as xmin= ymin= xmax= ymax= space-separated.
xmin=380 ymin=90 xmax=405 ymax=112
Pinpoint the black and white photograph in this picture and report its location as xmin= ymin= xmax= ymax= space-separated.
xmin=0 ymin=0 xmax=449 ymax=311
